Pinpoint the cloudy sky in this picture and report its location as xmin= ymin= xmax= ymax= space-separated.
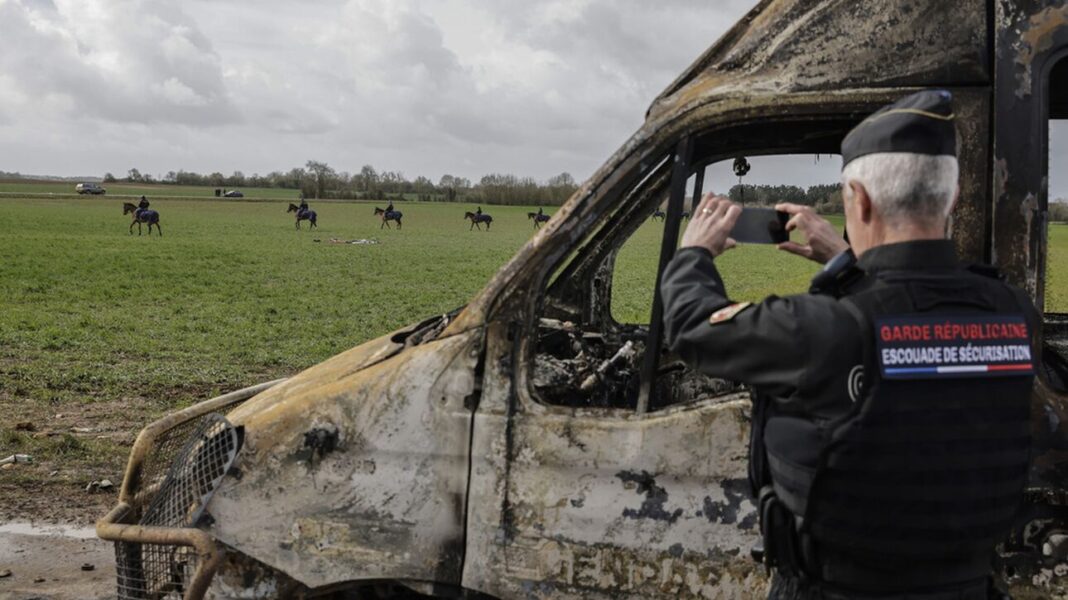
xmin=0 ymin=0 xmax=759 ymax=184
xmin=0 ymin=0 xmax=1064 ymax=196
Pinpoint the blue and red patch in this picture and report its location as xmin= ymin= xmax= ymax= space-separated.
xmin=875 ymin=314 xmax=1034 ymax=379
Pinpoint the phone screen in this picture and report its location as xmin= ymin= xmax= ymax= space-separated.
xmin=729 ymin=208 xmax=789 ymax=244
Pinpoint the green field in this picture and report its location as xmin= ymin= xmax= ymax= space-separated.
xmin=2 ymin=196 xmax=1066 ymax=513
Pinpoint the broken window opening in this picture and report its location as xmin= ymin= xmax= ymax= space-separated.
xmin=611 ymin=154 xmax=842 ymax=325
xmin=530 ymin=118 xmax=855 ymax=413
xmin=1042 ymin=54 xmax=1068 ymax=389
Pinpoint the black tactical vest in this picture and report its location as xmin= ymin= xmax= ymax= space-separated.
xmin=762 ymin=265 xmax=1037 ymax=591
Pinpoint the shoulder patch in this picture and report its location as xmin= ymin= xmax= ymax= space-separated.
xmin=709 ymin=302 xmax=753 ymax=325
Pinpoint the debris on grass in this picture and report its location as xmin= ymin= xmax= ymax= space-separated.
xmin=80 ymin=563 xmax=95 ymax=572
xmin=313 ymin=237 xmax=380 ymax=245
xmin=14 ymin=422 xmax=35 ymax=432
xmin=0 ymin=454 xmax=32 ymax=466
xmin=0 ymin=569 xmax=11 ymax=578
xmin=85 ymin=479 xmax=114 ymax=493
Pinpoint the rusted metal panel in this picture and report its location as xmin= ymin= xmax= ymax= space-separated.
xmin=652 ymin=0 xmax=988 ymax=121
xmin=993 ymin=1 xmax=1068 ymax=304
xmin=205 ymin=328 xmax=482 ymax=590
xmin=951 ymin=88 xmax=994 ymax=263
xmin=463 ymin=394 xmax=765 ymax=598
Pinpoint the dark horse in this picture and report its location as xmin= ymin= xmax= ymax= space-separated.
xmin=287 ymin=203 xmax=317 ymax=229
xmin=373 ymin=207 xmax=403 ymax=229
xmin=465 ymin=211 xmax=493 ymax=231
xmin=123 ymin=203 xmax=162 ymax=236
xmin=527 ymin=211 xmax=551 ymax=229
xmin=651 ymin=209 xmax=666 ymax=222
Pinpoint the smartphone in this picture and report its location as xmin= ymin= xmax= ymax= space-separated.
xmin=729 ymin=207 xmax=789 ymax=244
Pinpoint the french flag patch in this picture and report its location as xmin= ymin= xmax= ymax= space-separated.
xmin=875 ymin=314 xmax=1034 ymax=380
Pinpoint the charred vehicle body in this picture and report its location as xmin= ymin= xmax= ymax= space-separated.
xmin=98 ymin=1 xmax=1068 ymax=598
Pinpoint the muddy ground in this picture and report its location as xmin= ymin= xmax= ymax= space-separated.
xmin=0 ymin=402 xmax=139 ymax=599
xmin=0 ymin=522 xmax=116 ymax=600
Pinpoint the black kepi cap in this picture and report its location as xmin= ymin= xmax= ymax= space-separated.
xmin=841 ymin=90 xmax=957 ymax=168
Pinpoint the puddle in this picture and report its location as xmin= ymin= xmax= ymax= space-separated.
xmin=0 ymin=522 xmax=98 ymax=539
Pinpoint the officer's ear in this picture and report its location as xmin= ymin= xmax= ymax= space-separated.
xmin=850 ymin=181 xmax=874 ymax=224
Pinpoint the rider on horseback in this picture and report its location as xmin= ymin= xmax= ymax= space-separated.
xmin=476 ymin=206 xmax=483 ymax=216
xmin=298 ymin=194 xmax=309 ymax=216
xmin=138 ymin=195 xmax=150 ymax=214
xmin=386 ymin=200 xmax=395 ymax=215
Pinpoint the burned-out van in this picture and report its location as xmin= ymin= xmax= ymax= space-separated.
xmin=98 ymin=1 xmax=1068 ymax=598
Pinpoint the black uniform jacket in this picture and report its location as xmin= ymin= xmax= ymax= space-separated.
xmin=660 ymin=239 xmax=1039 ymax=421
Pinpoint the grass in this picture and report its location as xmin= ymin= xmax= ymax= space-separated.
xmin=611 ymin=217 xmax=840 ymax=322
xmin=1049 ymin=222 xmax=1068 ymax=312
xmin=3 ymin=194 xmax=1066 ymax=507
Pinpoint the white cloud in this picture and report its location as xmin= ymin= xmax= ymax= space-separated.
xmin=0 ymin=0 xmax=899 ymax=194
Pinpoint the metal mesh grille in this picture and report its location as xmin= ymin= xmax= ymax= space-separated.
xmin=115 ymin=542 xmax=200 ymax=600
xmin=115 ymin=413 xmax=241 ymax=599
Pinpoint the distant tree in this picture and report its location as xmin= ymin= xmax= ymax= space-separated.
xmin=1051 ymin=199 xmax=1068 ymax=222
xmin=547 ymin=172 xmax=575 ymax=187
xmin=359 ymin=164 xmax=378 ymax=193
xmin=103 ymin=172 xmax=116 ymax=183
xmin=306 ymin=160 xmax=336 ymax=199
xmin=547 ymin=171 xmax=579 ymax=204
xmin=164 ymin=171 xmax=177 ymax=183
xmin=285 ymin=168 xmax=306 ymax=190
xmin=126 ymin=168 xmax=143 ymax=183
xmin=413 ymin=175 xmax=434 ymax=196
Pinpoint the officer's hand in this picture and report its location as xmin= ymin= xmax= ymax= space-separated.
xmin=775 ymin=203 xmax=850 ymax=265
xmin=680 ymin=193 xmax=740 ymax=257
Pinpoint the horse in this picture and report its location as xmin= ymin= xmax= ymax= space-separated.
xmin=652 ymin=209 xmax=666 ymax=222
xmin=123 ymin=203 xmax=162 ymax=236
xmin=287 ymin=203 xmax=317 ymax=229
xmin=527 ymin=211 xmax=551 ymax=229
xmin=465 ymin=211 xmax=493 ymax=231
xmin=373 ymin=207 xmax=403 ymax=229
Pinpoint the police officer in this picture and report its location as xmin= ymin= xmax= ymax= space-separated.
xmin=661 ymin=90 xmax=1038 ymax=599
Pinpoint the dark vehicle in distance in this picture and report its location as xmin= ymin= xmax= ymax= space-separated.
xmin=75 ymin=182 xmax=106 ymax=195
xmin=223 ymin=190 xmax=244 ymax=198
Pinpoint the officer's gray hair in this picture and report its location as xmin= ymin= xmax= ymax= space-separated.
xmin=841 ymin=153 xmax=958 ymax=225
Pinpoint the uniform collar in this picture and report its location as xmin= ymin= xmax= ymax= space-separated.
xmin=856 ymin=239 xmax=958 ymax=272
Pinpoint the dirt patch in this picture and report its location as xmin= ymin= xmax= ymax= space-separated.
xmin=0 ymin=480 xmax=115 ymax=525
xmin=0 ymin=523 xmax=116 ymax=600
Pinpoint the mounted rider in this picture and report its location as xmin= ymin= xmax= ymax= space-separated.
xmin=298 ymin=194 xmax=309 ymax=217
xmin=137 ymin=195 xmax=150 ymax=215
xmin=386 ymin=200 xmax=395 ymax=216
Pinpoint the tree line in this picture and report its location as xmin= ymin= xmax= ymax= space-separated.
xmin=727 ymin=183 xmax=843 ymax=214
xmin=103 ymin=161 xmax=579 ymax=206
